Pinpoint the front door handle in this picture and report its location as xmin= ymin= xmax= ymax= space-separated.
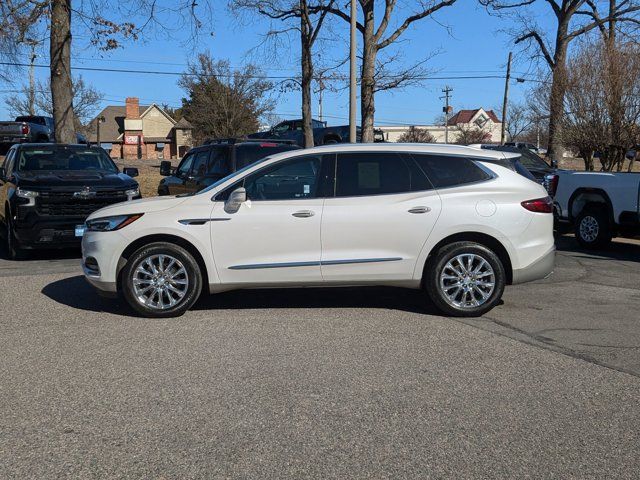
xmin=292 ymin=210 xmax=315 ymax=218
xmin=408 ymin=206 xmax=431 ymax=214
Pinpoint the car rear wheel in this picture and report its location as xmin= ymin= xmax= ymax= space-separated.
xmin=425 ymin=241 xmax=506 ymax=317
xmin=575 ymin=206 xmax=611 ymax=249
xmin=121 ymin=242 xmax=203 ymax=318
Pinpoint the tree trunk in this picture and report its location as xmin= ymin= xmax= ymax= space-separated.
xmin=547 ymin=21 xmax=569 ymax=164
xmin=300 ymin=8 xmax=314 ymax=148
xmin=50 ymin=0 xmax=75 ymax=144
xmin=360 ymin=1 xmax=376 ymax=143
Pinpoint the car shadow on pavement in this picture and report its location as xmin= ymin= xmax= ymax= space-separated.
xmin=42 ymin=275 xmax=439 ymax=316
xmin=555 ymin=235 xmax=640 ymax=263
xmin=0 ymin=244 xmax=81 ymax=261
xmin=41 ymin=275 xmax=128 ymax=315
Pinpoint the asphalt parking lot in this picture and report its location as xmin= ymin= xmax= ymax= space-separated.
xmin=1 ymin=236 xmax=639 ymax=478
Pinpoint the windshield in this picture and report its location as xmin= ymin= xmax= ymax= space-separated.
xmin=16 ymin=146 xmax=118 ymax=173
xmin=197 ymin=155 xmax=273 ymax=195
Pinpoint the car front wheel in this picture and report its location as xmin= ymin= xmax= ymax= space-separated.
xmin=425 ymin=241 xmax=506 ymax=317
xmin=121 ymin=242 xmax=203 ymax=318
xmin=4 ymin=211 xmax=25 ymax=260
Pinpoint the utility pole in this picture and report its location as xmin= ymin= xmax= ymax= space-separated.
xmin=501 ymin=51 xmax=512 ymax=145
xmin=440 ymin=86 xmax=453 ymax=144
xmin=318 ymin=74 xmax=324 ymax=123
xmin=349 ymin=0 xmax=357 ymax=143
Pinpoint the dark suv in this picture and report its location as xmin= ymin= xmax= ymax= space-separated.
xmin=0 ymin=144 xmax=140 ymax=259
xmin=158 ymin=139 xmax=301 ymax=196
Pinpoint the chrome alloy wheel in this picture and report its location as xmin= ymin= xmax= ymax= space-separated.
xmin=132 ymin=254 xmax=189 ymax=310
xmin=439 ymin=254 xmax=495 ymax=309
xmin=579 ymin=215 xmax=599 ymax=243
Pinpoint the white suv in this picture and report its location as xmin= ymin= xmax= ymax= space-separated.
xmin=81 ymin=144 xmax=555 ymax=318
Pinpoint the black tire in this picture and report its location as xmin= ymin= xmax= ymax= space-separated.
xmin=323 ymin=138 xmax=339 ymax=145
xmin=425 ymin=241 xmax=506 ymax=317
xmin=4 ymin=210 xmax=25 ymax=260
xmin=121 ymin=242 xmax=203 ymax=318
xmin=574 ymin=205 xmax=612 ymax=249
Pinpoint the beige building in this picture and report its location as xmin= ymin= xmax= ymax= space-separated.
xmin=88 ymin=97 xmax=193 ymax=161
xmin=377 ymin=108 xmax=503 ymax=144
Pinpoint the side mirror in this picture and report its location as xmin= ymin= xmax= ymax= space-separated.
xmin=0 ymin=167 xmax=5 ymax=180
xmin=224 ymin=187 xmax=246 ymax=213
xmin=550 ymin=159 xmax=558 ymax=169
xmin=123 ymin=167 xmax=139 ymax=178
xmin=159 ymin=160 xmax=172 ymax=176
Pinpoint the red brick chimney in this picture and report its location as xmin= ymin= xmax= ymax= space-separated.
xmin=125 ymin=97 xmax=140 ymax=119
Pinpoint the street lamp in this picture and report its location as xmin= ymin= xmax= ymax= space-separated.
xmin=96 ymin=115 xmax=106 ymax=146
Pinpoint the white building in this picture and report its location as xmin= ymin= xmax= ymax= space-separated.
xmin=377 ymin=108 xmax=503 ymax=143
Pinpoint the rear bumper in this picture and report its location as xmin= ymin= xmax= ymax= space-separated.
xmin=512 ymin=246 xmax=555 ymax=284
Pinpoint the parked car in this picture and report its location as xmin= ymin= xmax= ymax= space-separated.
xmin=470 ymin=144 xmax=559 ymax=196
xmin=0 ymin=115 xmax=88 ymax=153
xmin=82 ymin=143 xmax=555 ymax=318
xmin=247 ymin=118 xmax=385 ymax=147
xmin=554 ymin=170 xmax=640 ymax=248
xmin=158 ymin=138 xmax=301 ymax=196
xmin=0 ymin=143 xmax=140 ymax=259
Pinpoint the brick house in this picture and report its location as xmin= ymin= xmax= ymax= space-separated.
xmin=87 ymin=97 xmax=193 ymax=160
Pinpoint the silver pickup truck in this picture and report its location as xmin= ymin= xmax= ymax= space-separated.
xmin=554 ymin=170 xmax=640 ymax=248
xmin=0 ymin=115 xmax=55 ymax=151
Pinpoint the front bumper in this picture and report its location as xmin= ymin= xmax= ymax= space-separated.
xmin=512 ymin=246 xmax=555 ymax=284
xmin=81 ymin=230 xmax=128 ymax=295
xmin=14 ymin=213 xmax=86 ymax=248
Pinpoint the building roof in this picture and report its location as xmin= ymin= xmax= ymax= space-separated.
xmin=87 ymin=104 xmax=178 ymax=143
xmin=447 ymin=108 xmax=501 ymax=126
xmin=174 ymin=117 xmax=193 ymax=129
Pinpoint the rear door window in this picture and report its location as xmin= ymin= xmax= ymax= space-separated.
xmin=336 ymin=152 xmax=425 ymax=197
xmin=411 ymin=154 xmax=492 ymax=189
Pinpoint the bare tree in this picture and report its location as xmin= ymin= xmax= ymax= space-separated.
xmin=504 ymin=102 xmax=534 ymax=141
xmin=480 ymin=0 xmax=640 ymax=164
xmin=454 ymin=125 xmax=492 ymax=145
xmin=317 ymin=0 xmax=458 ymax=142
xmin=179 ymin=53 xmax=275 ymax=144
xmin=563 ymin=40 xmax=640 ymax=171
xmin=1 ymin=1 xmax=211 ymax=143
xmin=231 ymin=1 xmax=333 ymax=148
xmin=397 ymin=126 xmax=436 ymax=143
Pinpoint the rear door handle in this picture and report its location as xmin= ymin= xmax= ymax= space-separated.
xmin=292 ymin=210 xmax=315 ymax=218
xmin=408 ymin=206 xmax=431 ymax=214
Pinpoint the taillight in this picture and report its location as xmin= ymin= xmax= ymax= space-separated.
xmin=21 ymin=123 xmax=30 ymax=135
xmin=522 ymin=196 xmax=553 ymax=213
xmin=543 ymin=174 xmax=559 ymax=197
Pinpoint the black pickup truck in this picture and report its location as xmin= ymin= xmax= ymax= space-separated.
xmin=0 ymin=143 xmax=140 ymax=259
xmin=247 ymin=118 xmax=385 ymax=147
xmin=0 ymin=115 xmax=88 ymax=154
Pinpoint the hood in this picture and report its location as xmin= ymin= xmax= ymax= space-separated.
xmin=15 ymin=170 xmax=137 ymax=189
xmin=86 ymin=194 xmax=190 ymax=220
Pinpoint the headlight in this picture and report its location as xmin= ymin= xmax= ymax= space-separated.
xmin=86 ymin=214 xmax=143 ymax=232
xmin=125 ymin=187 xmax=140 ymax=200
xmin=16 ymin=188 xmax=39 ymax=206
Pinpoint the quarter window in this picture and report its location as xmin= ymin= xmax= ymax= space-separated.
xmin=336 ymin=152 xmax=421 ymax=197
xmin=412 ymin=154 xmax=492 ymax=189
xmin=243 ymin=155 xmax=322 ymax=200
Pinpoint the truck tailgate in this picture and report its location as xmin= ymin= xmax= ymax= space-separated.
xmin=0 ymin=122 xmax=24 ymax=139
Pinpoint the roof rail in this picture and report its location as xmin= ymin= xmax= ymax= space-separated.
xmin=202 ymin=137 xmax=297 ymax=146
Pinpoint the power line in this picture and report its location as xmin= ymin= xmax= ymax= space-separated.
xmin=0 ymin=61 xmax=520 ymax=82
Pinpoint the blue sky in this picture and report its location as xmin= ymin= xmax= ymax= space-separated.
xmin=0 ymin=1 xmax=546 ymax=126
